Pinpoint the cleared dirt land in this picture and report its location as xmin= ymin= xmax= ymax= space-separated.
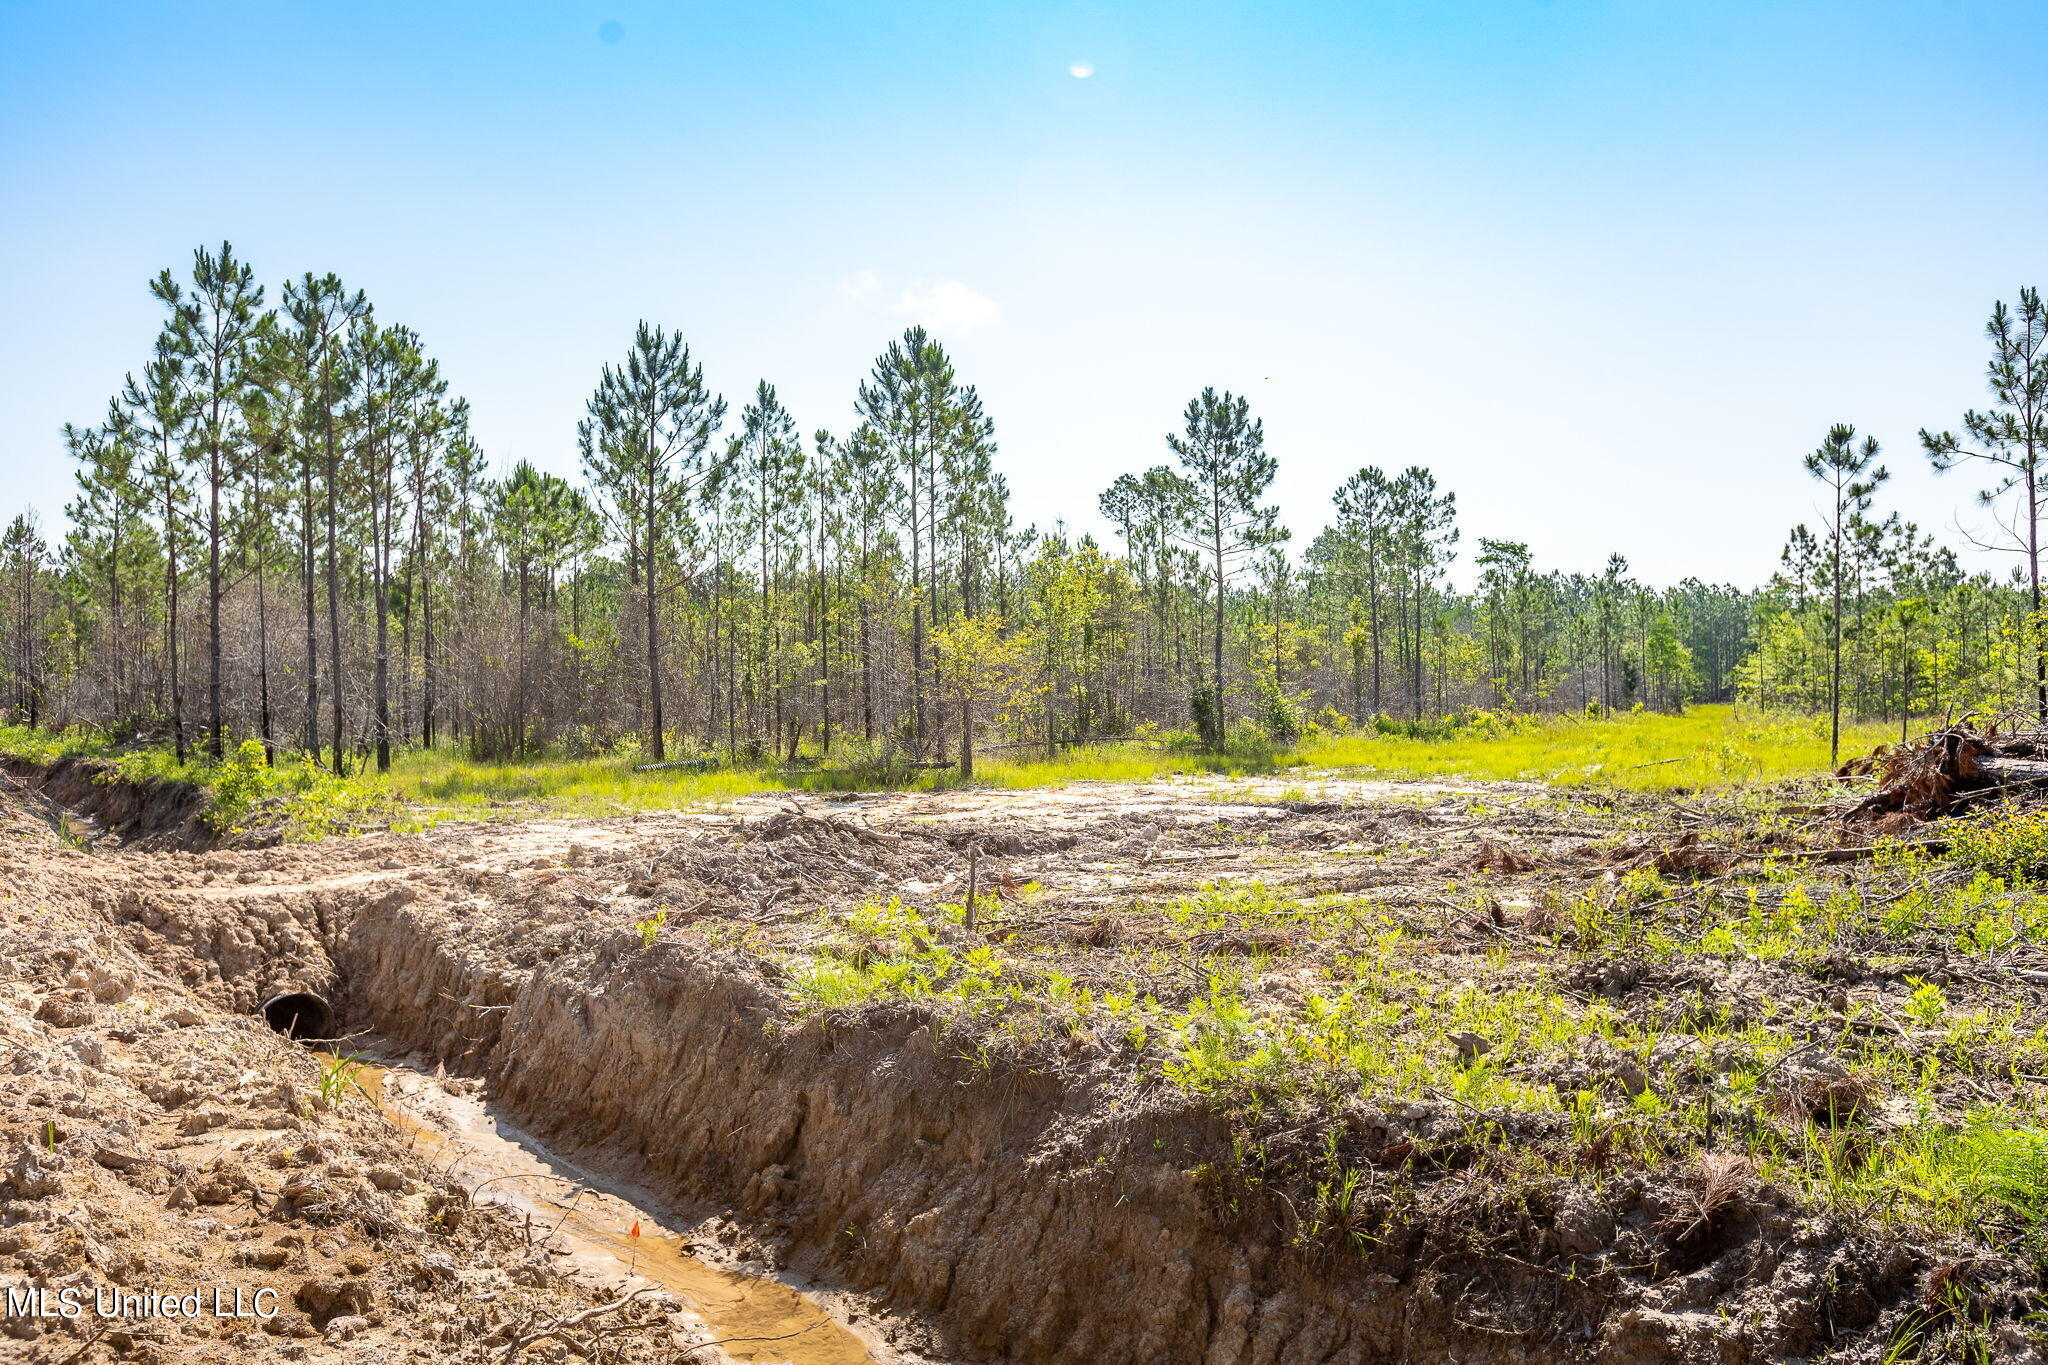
xmin=2 ymin=760 xmax=2045 ymax=1362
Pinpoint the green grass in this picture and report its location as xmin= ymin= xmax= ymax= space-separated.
xmin=1293 ymin=704 xmax=1898 ymax=791
xmin=369 ymin=704 xmax=1889 ymax=816
xmin=362 ymin=735 xmax=1288 ymax=816
xmin=370 ymin=748 xmax=796 ymax=815
xmin=2 ymin=703 xmax=1896 ymax=829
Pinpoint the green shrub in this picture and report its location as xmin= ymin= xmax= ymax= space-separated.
xmin=1254 ymin=672 xmax=1305 ymax=744
xmin=1370 ymin=713 xmax=1461 ymax=741
xmin=1218 ymin=723 xmax=1278 ymax=767
xmin=0 ymin=722 xmax=114 ymax=764
xmin=194 ymin=739 xmax=386 ymax=839
xmin=1312 ymin=706 xmax=1351 ymax=737
xmin=1189 ymin=680 xmax=1224 ymax=750
xmin=206 ymin=739 xmax=274 ymax=831
xmin=1946 ymin=808 xmax=2048 ymax=883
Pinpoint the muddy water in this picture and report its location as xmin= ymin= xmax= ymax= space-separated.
xmin=339 ymin=1055 xmax=880 ymax=1365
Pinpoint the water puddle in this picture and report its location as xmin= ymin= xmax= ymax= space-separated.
xmin=335 ymin=1053 xmax=880 ymax=1365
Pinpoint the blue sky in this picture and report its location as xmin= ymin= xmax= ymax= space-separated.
xmin=3 ymin=0 xmax=2043 ymax=585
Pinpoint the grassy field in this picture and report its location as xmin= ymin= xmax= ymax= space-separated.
xmin=1297 ymin=705 xmax=1899 ymax=792
xmin=1 ymin=704 xmax=1900 ymax=831
xmin=365 ymin=705 xmax=1896 ymax=815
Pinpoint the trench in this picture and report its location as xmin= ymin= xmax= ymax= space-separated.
xmin=250 ymin=875 xmax=1440 ymax=1365
xmin=339 ymin=1051 xmax=880 ymax=1364
xmin=3 ymin=754 xmax=215 ymax=849
xmin=141 ymin=856 xmax=1595 ymax=1365
xmin=235 ymin=945 xmax=892 ymax=1361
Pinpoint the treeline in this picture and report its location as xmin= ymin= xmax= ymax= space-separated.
xmin=1744 ymin=287 xmax=2048 ymax=759
xmin=2 ymin=246 xmax=2041 ymax=771
xmin=1743 ymin=502 xmax=2028 ymax=745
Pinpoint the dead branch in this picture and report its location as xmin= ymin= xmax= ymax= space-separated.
xmin=497 ymin=1285 xmax=661 ymax=1361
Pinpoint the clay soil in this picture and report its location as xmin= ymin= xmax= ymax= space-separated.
xmin=2 ymin=764 xmax=2044 ymax=1363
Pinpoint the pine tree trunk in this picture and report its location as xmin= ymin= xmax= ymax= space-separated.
xmin=325 ymin=388 xmax=344 ymax=776
xmin=256 ymin=547 xmax=273 ymax=763
xmin=207 ymin=441 xmax=223 ymax=759
xmin=959 ymin=686 xmax=973 ymax=778
xmin=302 ymin=464 xmax=319 ymax=758
xmin=422 ymin=550 xmax=436 ymax=749
xmin=168 ymin=502 xmax=184 ymax=763
xmin=645 ymin=473 xmax=665 ymax=762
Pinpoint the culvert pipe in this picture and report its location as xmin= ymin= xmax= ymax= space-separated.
xmin=260 ymin=991 xmax=335 ymax=1041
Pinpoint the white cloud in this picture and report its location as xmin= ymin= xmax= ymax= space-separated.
xmin=894 ymin=279 xmax=1002 ymax=332
xmin=1068 ymin=61 xmax=1094 ymax=78
xmin=836 ymin=268 xmax=881 ymax=302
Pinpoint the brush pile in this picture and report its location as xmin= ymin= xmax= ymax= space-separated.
xmin=1841 ymin=716 xmax=2048 ymax=821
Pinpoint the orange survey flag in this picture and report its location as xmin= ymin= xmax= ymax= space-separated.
xmin=629 ymin=1222 xmax=640 ymax=1237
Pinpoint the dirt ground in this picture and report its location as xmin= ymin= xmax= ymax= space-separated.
xmin=2 ymin=763 xmax=2044 ymax=1362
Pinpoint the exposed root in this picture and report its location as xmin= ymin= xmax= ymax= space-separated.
xmin=1843 ymin=717 xmax=2048 ymax=821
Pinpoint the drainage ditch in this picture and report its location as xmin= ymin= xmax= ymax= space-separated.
xmin=224 ymin=877 xmax=1494 ymax=1364
xmin=346 ymin=1052 xmax=881 ymax=1364
xmin=233 ymin=905 xmax=891 ymax=1362
xmin=84 ymin=798 xmax=1931 ymax=1365
xmin=115 ymin=847 xmax=1583 ymax=1365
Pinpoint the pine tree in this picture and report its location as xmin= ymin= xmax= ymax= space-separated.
xmin=1162 ymin=388 xmax=1283 ymax=745
xmin=857 ymin=327 xmax=966 ymax=756
xmin=1388 ymin=467 xmax=1457 ymax=719
xmin=1804 ymin=423 xmax=1887 ymax=762
xmin=401 ymin=389 xmax=455 ymax=749
xmin=236 ymin=327 xmax=298 ymax=762
xmin=494 ymin=461 xmax=578 ymax=755
xmin=62 ymin=421 xmax=148 ymax=720
xmin=179 ymin=242 xmax=267 ymax=757
xmin=442 ymin=401 xmax=488 ymax=749
xmin=1 ymin=514 xmax=50 ymax=726
xmin=1100 ymin=468 xmax=1186 ymax=701
xmin=356 ymin=323 xmax=443 ymax=771
xmin=1923 ymin=287 xmax=2048 ymax=719
xmin=1330 ymin=467 xmax=1394 ymax=717
xmin=722 ymin=381 xmax=803 ymax=755
xmin=580 ymin=323 xmax=726 ymax=762
xmin=836 ymin=424 xmax=900 ymax=743
xmin=280 ymin=272 xmax=369 ymax=772
xmin=115 ymin=315 xmax=199 ymax=760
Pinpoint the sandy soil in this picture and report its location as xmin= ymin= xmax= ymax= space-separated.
xmin=0 ymin=772 xmax=918 ymax=1364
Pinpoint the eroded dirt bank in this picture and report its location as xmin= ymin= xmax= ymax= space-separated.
xmin=8 ymin=773 xmax=2045 ymax=1361
xmin=1 ymin=756 xmax=214 ymax=850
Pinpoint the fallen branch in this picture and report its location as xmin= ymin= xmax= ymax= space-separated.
xmin=498 ymin=1286 xmax=660 ymax=1361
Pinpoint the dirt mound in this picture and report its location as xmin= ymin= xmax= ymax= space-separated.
xmin=627 ymin=806 xmax=972 ymax=909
